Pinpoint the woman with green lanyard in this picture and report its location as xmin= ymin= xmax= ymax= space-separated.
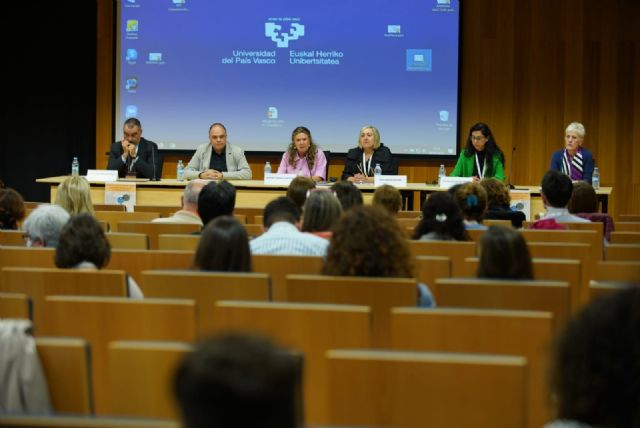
xmin=451 ymin=122 xmax=505 ymax=182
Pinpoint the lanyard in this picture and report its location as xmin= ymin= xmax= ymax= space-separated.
xmin=475 ymin=153 xmax=486 ymax=179
xmin=362 ymin=152 xmax=373 ymax=177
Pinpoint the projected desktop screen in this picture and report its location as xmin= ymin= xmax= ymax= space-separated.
xmin=116 ymin=0 xmax=461 ymax=155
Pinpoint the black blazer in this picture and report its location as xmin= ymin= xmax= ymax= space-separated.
xmin=107 ymin=138 xmax=160 ymax=179
xmin=341 ymin=144 xmax=397 ymax=180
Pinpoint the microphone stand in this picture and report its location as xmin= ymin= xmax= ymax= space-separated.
xmin=151 ymin=143 xmax=158 ymax=181
xmin=507 ymin=146 xmax=516 ymax=189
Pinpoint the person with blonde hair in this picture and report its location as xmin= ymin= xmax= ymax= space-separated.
xmin=341 ymin=125 xmax=397 ymax=183
xmin=301 ymin=189 xmax=342 ymax=239
xmin=550 ymin=122 xmax=594 ymax=184
xmin=372 ymin=184 xmax=402 ymax=216
xmin=277 ymin=126 xmax=327 ymax=181
xmin=55 ymin=176 xmax=94 ymax=215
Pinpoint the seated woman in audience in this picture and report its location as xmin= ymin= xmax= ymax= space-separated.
xmin=22 ymin=204 xmax=70 ymax=247
xmin=194 ymin=216 xmax=251 ymax=272
xmin=545 ymin=286 xmax=640 ymax=428
xmin=477 ymin=225 xmax=533 ymax=279
xmin=286 ymin=176 xmax=316 ymax=212
xmin=480 ymin=178 xmax=526 ymax=228
xmin=454 ymin=182 xmax=488 ymax=229
xmin=301 ymin=189 xmax=342 ymax=239
xmin=277 ymin=126 xmax=327 ymax=182
xmin=568 ymin=181 xmax=598 ymax=214
xmin=55 ymin=213 xmax=143 ymax=298
xmin=412 ymin=192 xmax=468 ymax=241
xmin=330 ymin=181 xmax=363 ymax=211
xmin=451 ymin=122 xmax=505 ymax=181
xmin=324 ymin=205 xmax=434 ymax=307
xmin=372 ymin=184 xmax=402 ymax=216
xmin=0 ymin=188 xmax=26 ymax=230
xmin=55 ymin=175 xmax=94 ymax=215
xmin=341 ymin=125 xmax=397 ymax=183
xmin=550 ymin=121 xmax=594 ymax=184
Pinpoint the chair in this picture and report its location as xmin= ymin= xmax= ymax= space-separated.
xmin=254 ymin=215 xmax=264 ymax=225
xmin=618 ymin=214 xmax=640 ymax=222
xmin=109 ymin=340 xmax=191 ymax=419
xmin=106 ymin=232 xmax=149 ymax=250
xmin=327 ymin=349 xmax=527 ymax=428
xmin=615 ymin=221 xmax=640 ymax=232
xmin=606 ymin=244 xmax=640 ymax=261
xmin=413 ymin=256 xmax=450 ymax=302
xmin=0 ymin=229 xmax=25 ymax=246
xmin=252 ymin=254 xmax=323 ymax=301
xmin=609 ymin=232 xmax=640 ymax=244
xmin=0 ymin=416 xmax=178 ymax=427
xmin=593 ymin=260 xmax=640 ymax=282
xmin=36 ymin=337 xmax=92 ymax=414
xmin=285 ymin=274 xmax=417 ymax=348
xmin=233 ymin=207 xmax=264 ymax=224
xmin=94 ymin=211 xmax=160 ymax=232
xmin=117 ymin=222 xmax=201 ymax=249
xmin=407 ymin=240 xmax=476 ymax=276
xmin=134 ymin=205 xmax=180 ymax=218
xmin=520 ymin=229 xmax=601 ymax=260
xmin=157 ymin=234 xmax=199 ymax=251
xmin=233 ymin=213 xmax=247 ymax=224
xmin=397 ymin=210 xmax=421 ymax=219
xmin=40 ymin=296 xmax=197 ymax=415
xmin=0 ymin=292 xmax=31 ymax=319
xmin=243 ymin=224 xmax=264 ymax=238
xmin=106 ymin=249 xmax=194 ymax=285
xmin=466 ymin=228 xmax=485 ymax=242
xmin=92 ymin=204 xmax=126 ymax=212
xmin=1 ymin=267 xmax=128 ymax=327
xmin=391 ymin=307 xmax=553 ymax=428
xmin=484 ymin=219 xmax=514 ymax=227
xmin=212 ymin=300 xmax=371 ymax=425
xmin=589 ymin=281 xmax=632 ymax=301
xmin=434 ymin=278 xmax=571 ymax=331
xmin=140 ymin=270 xmax=270 ymax=336
xmin=0 ymin=247 xmax=56 ymax=287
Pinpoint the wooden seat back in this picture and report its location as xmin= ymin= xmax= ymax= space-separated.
xmin=117 ymin=222 xmax=201 ymax=249
xmin=157 ymin=234 xmax=199 ymax=251
xmin=134 ymin=205 xmax=180 ymax=217
xmin=589 ymin=281 xmax=631 ymax=301
xmin=413 ymin=256 xmax=451 ymax=302
xmin=106 ymin=232 xmax=149 ymax=250
xmin=0 ymin=230 xmax=25 ymax=246
xmin=106 ymin=249 xmax=194 ymax=285
xmin=327 ymin=349 xmax=527 ymax=428
xmin=252 ymin=254 xmax=323 ymax=301
xmin=606 ymin=244 xmax=640 ymax=261
xmin=609 ymin=232 xmax=640 ymax=244
xmin=391 ymin=307 xmax=553 ymax=428
xmin=285 ymin=274 xmax=416 ymax=348
xmin=593 ymin=261 xmax=640 ymax=282
xmin=140 ymin=270 xmax=271 ymax=336
xmin=0 ymin=292 xmax=31 ymax=319
xmin=109 ymin=341 xmax=191 ymax=419
xmin=434 ymin=278 xmax=570 ymax=331
xmin=94 ymin=211 xmax=160 ymax=232
xmin=521 ymin=229 xmax=601 ymax=260
xmin=93 ymin=204 xmax=126 ymax=212
xmin=616 ymin=221 xmax=640 ymax=232
xmin=408 ymin=240 xmax=476 ymax=276
xmin=213 ymin=300 xmax=371 ymax=425
xmin=40 ymin=296 xmax=196 ymax=415
xmin=243 ymin=224 xmax=264 ymax=238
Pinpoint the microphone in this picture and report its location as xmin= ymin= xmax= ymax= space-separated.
xmin=507 ymin=146 xmax=516 ymax=190
xmin=151 ymin=143 xmax=158 ymax=181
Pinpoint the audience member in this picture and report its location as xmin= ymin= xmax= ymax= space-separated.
xmin=545 ymin=286 xmax=640 ymax=428
xmin=286 ymin=176 xmax=316 ymax=212
xmin=197 ymin=181 xmax=236 ymax=227
xmin=454 ymin=182 xmax=488 ymax=229
xmin=193 ymin=216 xmax=251 ymax=272
xmin=0 ymin=188 xmax=26 ymax=230
xmin=22 ymin=205 xmax=70 ymax=247
xmin=301 ymin=189 xmax=342 ymax=239
xmin=55 ymin=176 xmax=94 ymax=215
xmin=174 ymin=333 xmax=301 ymax=428
xmin=330 ymin=181 xmax=363 ymax=211
xmin=372 ymin=184 xmax=402 ymax=216
xmin=480 ymin=177 xmax=526 ymax=228
xmin=412 ymin=192 xmax=468 ymax=241
xmin=567 ymin=181 xmax=598 ymax=214
xmin=537 ymin=170 xmax=589 ymax=223
xmin=250 ymin=197 xmax=328 ymax=256
xmin=477 ymin=225 xmax=533 ymax=279
xmin=324 ymin=205 xmax=434 ymax=307
xmin=153 ymin=180 xmax=206 ymax=225
xmin=54 ymin=213 xmax=143 ymax=298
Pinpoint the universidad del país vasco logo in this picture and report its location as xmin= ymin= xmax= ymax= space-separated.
xmin=265 ymin=22 xmax=305 ymax=48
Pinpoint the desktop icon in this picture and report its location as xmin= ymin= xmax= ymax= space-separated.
xmin=127 ymin=0 xmax=136 ymax=3
xmin=125 ymin=48 xmax=138 ymax=61
xmin=172 ymin=0 xmax=186 ymax=5
xmin=125 ymin=77 xmax=138 ymax=91
xmin=126 ymin=20 xmax=139 ymax=32
xmin=439 ymin=110 xmax=449 ymax=121
xmin=267 ymin=107 xmax=278 ymax=119
xmin=437 ymin=0 xmax=451 ymax=4
xmin=148 ymin=52 xmax=163 ymax=62
xmin=387 ymin=25 xmax=401 ymax=34
xmin=125 ymin=105 xmax=138 ymax=118
xmin=406 ymin=49 xmax=432 ymax=72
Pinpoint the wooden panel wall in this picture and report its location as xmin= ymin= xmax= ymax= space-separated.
xmin=96 ymin=0 xmax=640 ymax=215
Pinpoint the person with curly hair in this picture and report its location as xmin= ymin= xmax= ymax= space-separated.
xmin=0 ymin=188 xmax=26 ymax=230
xmin=277 ymin=126 xmax=327 ymax=182
xmin=451 ymin=122 xmax=505 ymax=181
xmin=545 ymin=286 xmax=640 ymax=428
xmin=324 ymin=205 xmax=434 ymax=307
xmin=55 ymin=176 xmax=94 ymax=215
xmin=454 ymin=182 xmax=488 ymax=229
xmin=480 ymin=178 xmax=525 ymax=228
xmin=412 ymin=192 xmax=468 ymax=241
xmin=372 ymin=184 xmax=402 ymax=216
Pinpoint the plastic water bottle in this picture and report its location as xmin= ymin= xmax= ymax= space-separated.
xmin=438 ymin=164 xmax=446 ymax=185
xmin=177 ymin=160 xmax=184 ymax=181
xmin=71 ymin=157 xmax=79 ymax=177
xmin=592 ymin=167 xmax=600 ymax=190
xmin=264 ymin=161 xmax=272 ymax=175
xmin=374 ymin=163 xmax=382 ymax=177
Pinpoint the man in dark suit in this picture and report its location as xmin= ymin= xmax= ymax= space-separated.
xmin=107 ymin=118 xmax=159 ymax=179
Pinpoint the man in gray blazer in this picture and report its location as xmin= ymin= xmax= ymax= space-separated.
xmin=184 ymin=123 xmax=252 ymax=180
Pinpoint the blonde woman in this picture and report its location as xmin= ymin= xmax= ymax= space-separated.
xmin=55 ymin=176 xmax=94 ymax=215
xmin=341 ymin=125 xmax=397 ymax=183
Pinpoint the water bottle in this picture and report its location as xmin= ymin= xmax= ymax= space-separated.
xmin=438 ymin=164 xmax=446 ymax=185
xmin=71 ymin=157 xmax=79 ymax=177
xmin=264 ymin=161 xmax=272 ymax=175
xmin=177 ymin=160 xmax=184 ymax=181
xmin=592 ymin=167 xmax=600 ymax=190
xmin=374 ymin=163 xmax=382 ymax=177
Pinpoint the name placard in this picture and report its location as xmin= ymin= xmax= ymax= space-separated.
xmin=105 ymin=182 xmax=137 ymax=212
xmin=439 ymin=176 xmax=473 ymax=189
xmin=86 ymin=169 xmax=118 ymax=182
xmin=509 ymin=189 xmax=532 ymax=220
xmin=374 ymin=175 xmax=408 ymax=188
xmin=264 ymin=173 xmax=297 ymax=186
